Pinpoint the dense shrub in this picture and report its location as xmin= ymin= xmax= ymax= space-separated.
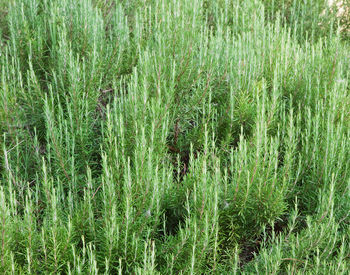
xmin=0 ymin=0 xmax=349 ymax=273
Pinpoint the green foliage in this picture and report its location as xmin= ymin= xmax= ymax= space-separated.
xmin=1 ymin=0 xmax=350 ymax=273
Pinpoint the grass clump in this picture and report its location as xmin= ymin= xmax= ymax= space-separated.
xmin=1 ymin=0 xmax=350 ymax=273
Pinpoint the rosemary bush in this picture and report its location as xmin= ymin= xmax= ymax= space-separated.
xmin=1 ymin=0 xmax=349 ymax=273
